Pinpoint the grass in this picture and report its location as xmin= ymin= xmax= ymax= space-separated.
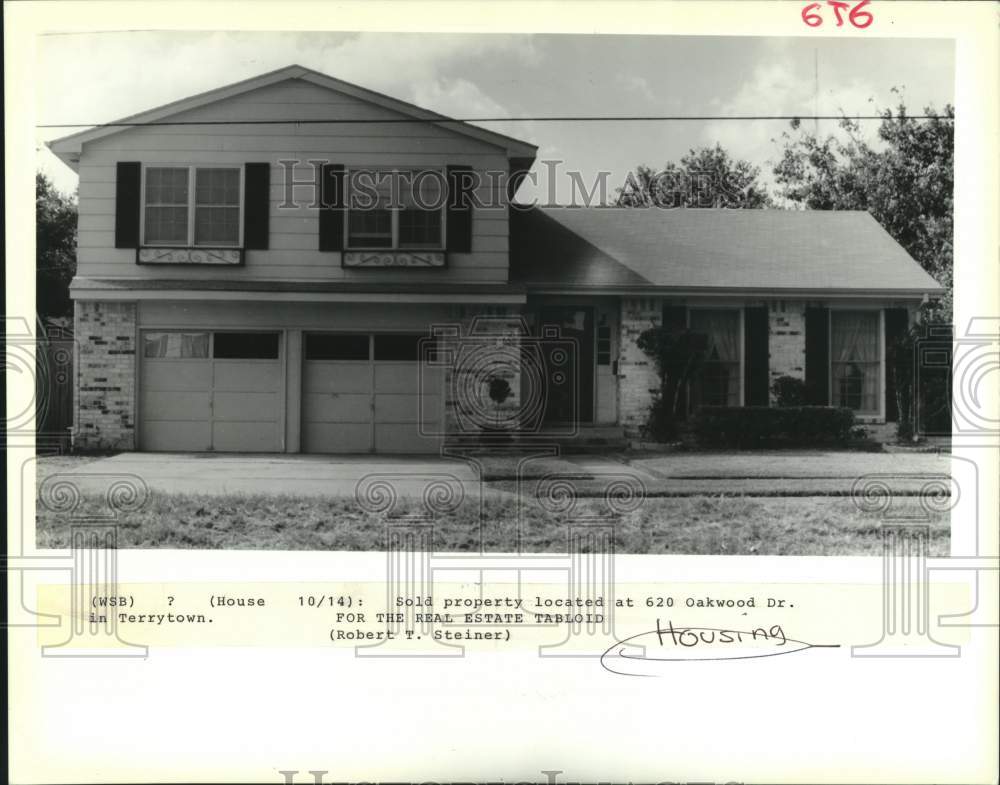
xmin=35 ymin=490 xmax=949 ymax=555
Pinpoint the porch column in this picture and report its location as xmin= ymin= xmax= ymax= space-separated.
xmin=767 ymin=299 xmax=807 ymax=403
xmin=618 ymin=298 xmax=661 ymax=439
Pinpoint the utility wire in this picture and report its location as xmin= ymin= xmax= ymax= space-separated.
xmin=37 ymin=113 xmax=946 ymax=129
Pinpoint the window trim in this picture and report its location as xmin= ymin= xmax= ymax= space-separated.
xmin=140 ymin=164 xmax=245 ymax=248
xmin=828 ymin=307 xmax=885 ymax=421
xmin=343 ymin=167 xmax=447 ymax=252
xmin=686 ymin=306 xmax=745 ymax=408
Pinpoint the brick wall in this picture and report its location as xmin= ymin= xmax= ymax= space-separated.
xmin=768 ymin=300 xmax=807 ymax=403
xmin=73 ymin=301 xmax=137 ymax=451
xmin=618 ymin=298 xmax=661 ymax=438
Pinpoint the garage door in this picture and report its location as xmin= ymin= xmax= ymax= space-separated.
xmin=302 ymin=333 xmax=443 ymax=454
xmin=140 ymin=331 xmax=283 ymax=452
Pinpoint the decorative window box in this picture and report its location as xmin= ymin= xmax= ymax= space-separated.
xmin=342 ymin=250 xmax=446 ymax=268
xmin=137 ymin=247 xmax=244 ymax=266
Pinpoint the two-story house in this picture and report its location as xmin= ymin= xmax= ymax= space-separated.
xmin=48 ymin=65 xmax=944 ymax=453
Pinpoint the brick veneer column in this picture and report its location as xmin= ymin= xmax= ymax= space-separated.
xmin=73 ymin=301 xmax=137 ymax=451
xmin=767 ymin=300 xmax=807 ymax=403
xmin=618 ymin=298 xmax=661 ymax=438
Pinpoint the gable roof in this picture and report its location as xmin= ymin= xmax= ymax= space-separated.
xmin=47 ymin=64 xmax=537 ymax=167
xmin=510 ymin=207 xmax=944 ymax=297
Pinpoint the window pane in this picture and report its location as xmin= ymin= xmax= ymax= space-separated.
xmin=305 ymin=333 xmax=370 ymax=361
xmin=195 ymin=206 xmax=240 ymax=245
xmin=596 ymin=325 xmax=611 ymax=366
xmin=348 ymin=170 xmax=393 ymax=248
xmin=143 ymin=332 xmax=209 ymax=359
xmin=144 ymin=168 xmax=189 ymax=244
xmin=399 ymin=171 xmax=443 ymax=247
xmin=145 ymin=206 xmax=188 ymax=244
xmin=213 ymin=332 xmax=280 ymax=359
xmin=398 ymin=207 xmax=442 ymax=247
xmin=374 ymin=334 xmax=425 ymax=362
xmin=145 ymin=167 xmax=188 ymax=205
xmin=831 ymin=311 xmax=879 ymax=413
xmin=348 ymin=207 xmax=392 ymax=247
xmin=196 ymin=168 xmax=240 ymax=206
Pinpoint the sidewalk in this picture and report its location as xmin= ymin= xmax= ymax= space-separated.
xmin=35 ymin=449 xmax=953 ymax=500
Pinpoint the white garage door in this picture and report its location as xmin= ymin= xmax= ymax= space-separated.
xmin=140 ymin=331 xmax=283 ymax=452
xmin=302 ymin=333 xmax=443 ymax=454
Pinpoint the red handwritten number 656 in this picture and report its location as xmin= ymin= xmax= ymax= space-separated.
xmin=802 ymin=0 xmax=873 ymax=28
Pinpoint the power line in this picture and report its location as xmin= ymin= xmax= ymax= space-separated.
xmin=37 ymin=113 xmax=946 ymax=130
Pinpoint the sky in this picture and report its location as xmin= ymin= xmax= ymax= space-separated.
xmin=36 ymin=32 xmax=954 ymax=203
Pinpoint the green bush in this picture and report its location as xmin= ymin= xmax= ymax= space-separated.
xmin=643 ymin=394 xmax=681 ymax=441
xmin=888 ymin=320 xmax=953 ymax=442
xmin=770 ymin=375 xmax=806 ymax=407
xmin=691 ymin=406 xmax=856 ymax=449
xmin=636 ymin=324 xmax=709 ymax=440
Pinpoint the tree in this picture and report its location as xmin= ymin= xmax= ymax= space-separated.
xmin=617 ymin=144 xmax=773 ymax=209
xmin=36 ymin=172 xmax=78 ymax=319
xmin=774 ymin=97 xmax=954 ymax=318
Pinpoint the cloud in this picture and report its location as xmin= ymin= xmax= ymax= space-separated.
xmin=36 ymin=31 xmax=538 ymax=191
xmin=700 ymin=57 xmax=883 ymax=193
xmin=616 ymin=74 xmax=656 ymax=102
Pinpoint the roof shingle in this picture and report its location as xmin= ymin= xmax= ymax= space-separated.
xmin=510 ymin=206 xmax=943 ymax=295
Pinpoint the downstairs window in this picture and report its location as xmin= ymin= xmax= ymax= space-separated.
xmin=831 ymin=311 xmax=880 ymax=415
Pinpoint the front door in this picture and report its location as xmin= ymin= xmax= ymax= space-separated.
xmin=538 ymin=305 xmax=595 ymax=425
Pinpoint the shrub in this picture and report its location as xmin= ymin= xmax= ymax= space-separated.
xmin=691 ymin=406 xmax=856 ymax=449
xmin=770 ymin=375 xmax=806 ymax=407
xmin=643 ymin=394 xmax=681 ymax=441
xmin=888 ymin=319 xmax=952 ymax=442
xmin=636 ymin=323 xmax=709 ymax=440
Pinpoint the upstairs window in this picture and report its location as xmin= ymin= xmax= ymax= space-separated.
xmin=143 ymin=166 xmax=242 ymax=247
xmin=347 ymin=169 xmax=444 ymax=250
xmin=144 ymin=168 xmax=189 ymax=245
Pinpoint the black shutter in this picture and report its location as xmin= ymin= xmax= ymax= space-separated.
xmin=744 ymin=306 xmax=770 ymax=406
xmin=115 ymin=162 xmax=141 ymax=249
xmin=319 ymin=164 xmax=345 ymax=252
xmin=243 ymin=163 xmax=270 ymax=250
xmin=662 ymin=304 xmax=689 ymax=417
xmin=446 ymin=165 xmax=474 ymax=253
xmin=884 ymin=308 xmax=910 ymax=422
xmin=805 ymin=307 xmax=830 ymax=405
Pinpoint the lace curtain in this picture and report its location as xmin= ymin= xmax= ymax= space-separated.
xmin=831 ymin=312 xmax=879 ymax=412
xmin=690 ymin=310 xmax=740 ymax=407
xmin=144 ymin=332 xmax=209 ymax=359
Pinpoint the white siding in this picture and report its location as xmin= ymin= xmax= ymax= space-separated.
xmin=137 ymin=300 xmax=457 ymax=330
xmin=77 ymin=79 xmax=514 ymax=284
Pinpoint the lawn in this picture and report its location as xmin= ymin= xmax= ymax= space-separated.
xmin=35 ymin=490 xmax=949 ymax=555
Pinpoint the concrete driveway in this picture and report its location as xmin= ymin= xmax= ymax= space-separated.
xmin=39 ymin=452 xmax=489 ymax=499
